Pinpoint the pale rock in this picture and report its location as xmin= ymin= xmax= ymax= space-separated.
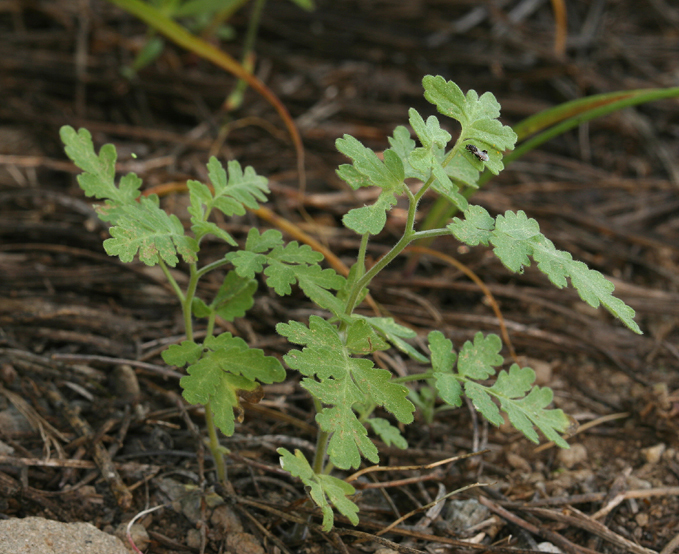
xmin=641 ymin=443 xmax=665 ymax=464
xmin=0 ymin=517 xmax=127 ymax=554
xmin=557 ymin=443 xmax=587 ymax=468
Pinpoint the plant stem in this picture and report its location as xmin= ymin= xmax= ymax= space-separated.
xmin=158 ymin=259 xmax=185 ymax=302
xmin=178 ymin=262 xmax=226 ymax=483
xmin=343 ymin=186 xmax=431 ymax=316
xmin=311 ymin=396 xmax=328 ymax=475
xmin=183 ymin=264 xmax=200 ymax=341
xmin=196 ymin=257 xmax=231 ymax=279
xmin=205 ymin=403 xmax=227 ymax=483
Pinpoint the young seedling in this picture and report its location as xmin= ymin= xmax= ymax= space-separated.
xmin=61 ymin=74 xmax=641 ymax=532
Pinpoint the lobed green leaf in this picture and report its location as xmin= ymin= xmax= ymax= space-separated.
xmin=367 ymin=417 xmax=408 ymax=449
xmin=103 ymin=196 xmax=199 ymax=266
xmin=278 ymin=448 xmax=358 ymax=531
xmin=449 ymin=207 xmax=641 ymax=333
xmin=60 ymin=126 xmax=141 ymax=208
xmin=336 ymin=135 xmax=406 ymax=235
xmin=489 ymin=364 xmax=570 ymax=447
xmin=457 ymin=332 xmax=504 ymax=380
xmin=278 ymin=315 xmax=415 ymax=468
xmin=177 ymin=334 xmax=285 ymax=436
xmin=162 ymin=340 xmax=203 ymax=366
xmin=211 ymin=271 xmax=257 ymax=321
xmin=358 ymin=316 xmax=429 ymax=362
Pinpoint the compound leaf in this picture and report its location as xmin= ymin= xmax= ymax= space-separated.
xmin=60 ymin=126 xmax=141 ymax=209
xmin=368 ymin=417 xmax=408 ymax=449
xmin=245 ymin=228 xmax=284 ymax=252
xmin=211 ymin=271 xmax=257 ymax=321
xmin=337 ymin=135 xmax=405 ymax=235
xmin=409 ymin=108 xmax=452 ymax=149
xmin=207 ymin=157 xmax=270 ymax=214
xmin=345 ymin=319 xmax=389 ymax=355
xmin=351 ymin=363 xmax=414 ymax=424
xmin=178 ymin=334 xmax=285 ymax=436
xmin=278 ymin=448 xmax=358 ymax=532
xmin=336 ymin=134 xmax=404 ymax=190
xmin=360 ymin=316 xmax=429 ymax=363
xmin=421 ymin=75 xmax=517 ymax=175
xmin=448 ymin=205 xmax=495 ymax=246
xmin=450 ymin=208 xmax=641 ymax=333
xmin=279 ymin=315 xmax=415 ymax=468
xmin=314 ymin=402 xmax=379 ymax=469
xmin=429 ymin=331 xmax=463 ymax=407
xmin=489 ymin=364 xmax=570 ymax=447
xmin=162 ymin=340 xmax=203 ymax=366
xmin=464 ymin=381 xmax=503 ymax=427
xmin=103 ymin=196 xmax=198 ymax=266
xmin=428 ymin=331 xmax=457 ymax=374
xmin=457 ymin=332 xmax=503 ymax=380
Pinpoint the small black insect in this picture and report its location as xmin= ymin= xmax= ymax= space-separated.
xmin=466 ymin=144 xmax=489 ymax=162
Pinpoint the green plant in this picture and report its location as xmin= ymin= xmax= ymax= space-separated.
xmin=60 ymin=75 xmax=641 ymax=532
xmin=409 ymin=85 xmax=679 ymax=273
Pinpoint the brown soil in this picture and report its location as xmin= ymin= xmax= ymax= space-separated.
xmin=1 ymin=1 xmax=678 ymax=553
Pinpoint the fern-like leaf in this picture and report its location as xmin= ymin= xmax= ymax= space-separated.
xmin=103 ymin=195 xmax=198 ymax=266
xmin=278 ymin=448 xmax=359 ymax=532
xmin=421 ymin=75 xmax=517 ymax=176
xmin=277 ymin=315 xmax=415 ymax=469
xmin=336 ymin=135 xmax=405 ymax=235
xmin=165 ymin=334 xmax=285 ymax=436
xmin=228 ymin=229 xmax=347 ymax=317
xmin=449 ymin=206 xmax=641 ymax=333
xmin=428 ymin=331 xmax=570 ymax=447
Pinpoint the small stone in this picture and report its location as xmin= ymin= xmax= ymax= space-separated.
xmin=537 ymin=542 xmax=562 ymax=553
xmin=443 ymin=499 xmax=490 ymax=535
xmin=186 ymin=528 xmax=202 ymax=549
xmin=641 ymin=443 xmax=665 ymax=464
xmin=626 ymin=475 xmax=652 ymax=490
xmin=0 ymin=517 xmax=127 ymax=554
xmin=505 ymin=452 xmax=531 ymax=472
xmin=635 ymin=513 xmax=649 ymax=527
xmin=226 ymin=532 xmax=265 ymax=554
xmin=210 ymin=504 xmax=243 ymax=539
xmin=110 ymin=365 xmax=141 ymax=404
xmin=557 ymin=443 xmax=587 ymax=469
xmin=115 ymin=522 xmax=149 ymax=553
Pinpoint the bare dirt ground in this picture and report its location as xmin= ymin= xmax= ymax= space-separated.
xmin=1 ymin=1 xmax=679 ymax=553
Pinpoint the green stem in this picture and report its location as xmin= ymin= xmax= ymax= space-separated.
xmin=205 ymin=403 xmax=227 ymax=483
xmin=355 ymin=233 xmax=369 ymax=281
xmin=343 ymin=186 xmax=437 ymax=316
xmin=310 ymin=396 xmax=329 ymax=474
xmin=392 ymin=370 xmax=436 ymax=384
xmin=205 ymin=312 xmax=216 ymax=341
xmin=158 ymin=259 xmax=185 ymax=303
xmin=196 ymin=257 xmax=231 ymax=279
xmin=177 ymin=262 xmax=226 ymax=483
xmin=183 ymin=264 xmax=200 ymax=342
